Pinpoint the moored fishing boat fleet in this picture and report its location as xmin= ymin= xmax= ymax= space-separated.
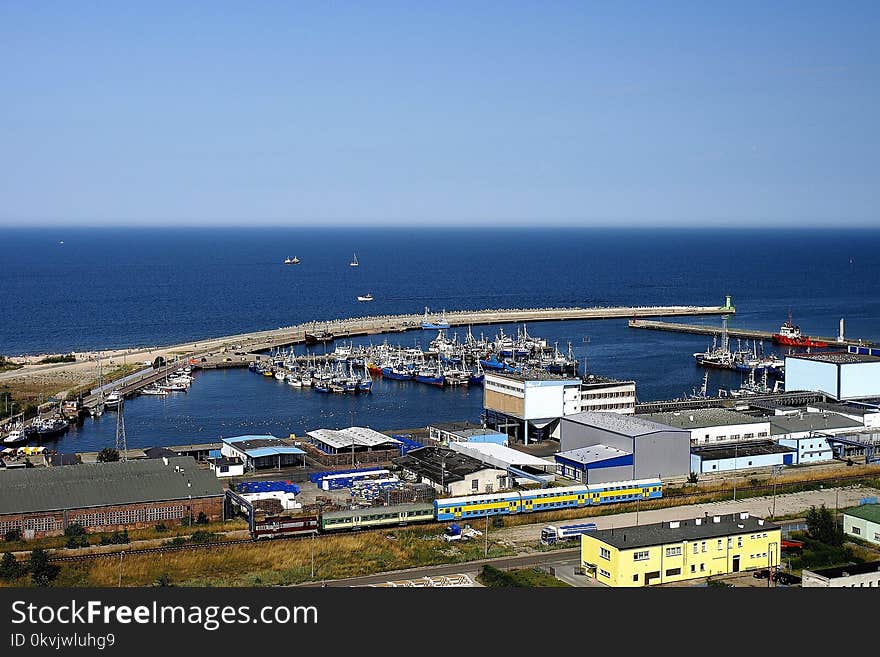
xmin=250 ymin=323 xmax=581 ymax=393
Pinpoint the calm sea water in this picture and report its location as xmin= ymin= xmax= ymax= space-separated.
xmin=2 ymin=227 xmax=878 ymax=452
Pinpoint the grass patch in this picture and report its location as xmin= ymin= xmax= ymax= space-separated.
xmin=47 ymin=524 xmax=516 ymax=587
xmin=477 ymin=565 xmax=569 ymax=587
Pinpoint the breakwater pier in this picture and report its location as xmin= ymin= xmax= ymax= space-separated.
xmin=72 ymin=302 xmax=732 ymax=409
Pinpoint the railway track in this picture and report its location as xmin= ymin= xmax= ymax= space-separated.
xmin=38 ymin=469 xmax=879 ymax=565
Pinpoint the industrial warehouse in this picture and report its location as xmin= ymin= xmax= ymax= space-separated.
xmin=0 ymin=456 xmax=225 ymax=539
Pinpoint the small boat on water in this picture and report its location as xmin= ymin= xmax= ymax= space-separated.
xmin=357 ymin=377 xmax=373 ymax=393
xmin=286 ymin=374 xmax=303 ymax=387
xmin=350 ymin=253 xmax=359 ymax=267
xmin=104 ymin=391 xmax=122 ymax=409
xmin=140 ymin=384 xmax=168 ymax=396
xmin=160 ymin=381 xmax=188 ymax=392
xmin=357 ymin=293 xmax=374 ymax=302
xmin=35 ymin=418 xmax=70 ymax=441
xmin=274 ymin=371 xmax=286 ymax=381
xmin=284 ymin=256 xmax=301 ymax=265
xmin=2 ymin=429 xmax=28 ymax=447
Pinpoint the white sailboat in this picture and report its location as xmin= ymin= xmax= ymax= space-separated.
xmin=357 ymin=292 xmax=373 ymax=302
xmin=349 ymin=253 xmax=359 ymax=267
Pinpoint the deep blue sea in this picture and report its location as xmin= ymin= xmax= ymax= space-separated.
xmin=2 ymin=227 xmax=878 ymax=452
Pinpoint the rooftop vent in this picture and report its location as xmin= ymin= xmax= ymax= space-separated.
xmin=713 ymin=516 xmax=721 ymax=523
xmin=695 ymin=518 xmax=702 ymax=525
xmin=758 ymin=519 xmax=764 ymax=526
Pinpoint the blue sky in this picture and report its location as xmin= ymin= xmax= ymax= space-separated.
xmin=1 ymin=2 xmax=877 ymax=227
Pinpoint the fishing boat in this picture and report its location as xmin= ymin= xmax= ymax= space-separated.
xmin=357 ymin=377 xmax=373 ymax=393
xmin=286 ymin=374 xmax=303 ymax=387
xmin=284 ymin=256 xmax=301 ymax=265
xmin=468 ymin=361 xmax=485 ymax=386
xmin=414 ymin=361 xmax=445 ymax=387
xmin=772 ymin=311 xmax=829 ymax=348
xmin=140 ymin=384 xmax=168 ymax=396
xmin=478 ymin=355 xmax=508 ymax=371
xmin=160 ymin=381 xmax=188 ymax=391
xmin=34 ymin=418 xmax=70 ymax=441
xmin=421 ymin=306 xmax=450 ymax=330
xmin=381 ymin=363 xmax=414 ymax=381
xmin=350 ymin=253 xmax=359 ymax=267
xmin=357 ymin=293 xmax=374 ymax=302
xmin=366 ymin=360 xmax=383 ymax=376
xmin=104 ymin=391 xmax=122 ymax=409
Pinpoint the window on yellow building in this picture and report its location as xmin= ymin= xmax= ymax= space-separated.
xmin=633 ymin=550 xmax=650 ymax=561
xmin=737 ymin=537 xmax=743 ymax=547
xmin=691 ymin=565 xmax=696 ymax=573
xmin=693 ymin=544 xmax=698 ymax=554
xmin=700 ymin=563 xmax=706 ymax=572
xmin=666 ymin=546 xmax=682 ymax=557
xmin=600 ymin=547 xmax=611 ymax=560
xmin=665 ymin=568 xmax=681 ymax=577
xmin=633 ymin=574 xmax=638 ymax=582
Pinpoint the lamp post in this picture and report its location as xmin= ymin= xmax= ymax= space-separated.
xmin=732 ymin=442 xmax=739 ymax=502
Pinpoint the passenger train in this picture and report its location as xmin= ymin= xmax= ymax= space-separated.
xmin=249 ymin=477 xmax=662 ymax=539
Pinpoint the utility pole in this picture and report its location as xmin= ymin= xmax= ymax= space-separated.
xmin=310 ymin=534 xmax=315 ymax=579
xmin=485 ymin=514 xmax=489 ymax=557
xmin=732 ymin=442 xmax=739 ymax=502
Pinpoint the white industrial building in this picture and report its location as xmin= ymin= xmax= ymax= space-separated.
xmin=447 ymin=441 xmax=555 ymax=486
xmin=784 ymin=351 xmax=880 ymax=401
xmin=690 ymin=441 xmax=796 ymax=474
xmin=483 ymin=371 xmax=636 ymax=444
xmin=393 ymin=446 xmax=510 ymax=496
xmin=802 ymin=561 xmax=880 ymax=588
xmin=639 ymin=409 xmax=771 ymax=446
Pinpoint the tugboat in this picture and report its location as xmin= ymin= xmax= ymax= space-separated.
xmin=772 ymin=311 xmax=829 ymax=348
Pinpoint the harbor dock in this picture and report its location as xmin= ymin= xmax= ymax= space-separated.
xmin=63 ymin=302 xmax=734 ymax=409
xmin=628 ymin=319 xmax=879 ymax=349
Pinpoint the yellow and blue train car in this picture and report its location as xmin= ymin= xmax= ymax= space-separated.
xmin=434 ymin=491 xmax=522 ymax=521
xmin=434 ymin=478 xmax=662 ymax=522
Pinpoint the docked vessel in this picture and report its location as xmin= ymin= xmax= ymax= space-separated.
xmin=304 ymin=330 xmax=335 ymax=345
xmin=772 ymin=312 xmax=829 ymax=348
xmin=104 ymin=391 xmax=122 ymax=409
xmin=284 ymin=256 xmax=301 ymax=265
xmin=34 ymin=418 xmax=70 ymax=441
xmin=2 ymin=429 xmax=28 ymax=447
xmin=140 ymin=384 xmax=168 ymax=396
xmin=421 ymin=306 xmax=450 ymax=330
xmin=381 ymin=363 xmax=414 ymax=381
xmin=414 ymin=361 xmax=445 ymax=387
xmin=357 ymin=293 xmax=373 ymax=302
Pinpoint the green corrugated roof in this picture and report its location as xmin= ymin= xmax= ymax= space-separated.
xmin=844 ymin=504 xmax=880 ymax=525
xmin=0 ymin=457 xmax=224 ymax=515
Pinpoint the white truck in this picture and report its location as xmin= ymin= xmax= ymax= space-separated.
xmin=540 ymin=523 xmax=598 ymax=546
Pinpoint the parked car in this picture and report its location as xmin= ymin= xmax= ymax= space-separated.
xmin=771 ymin=570 xmax=800 ymax=585
xmin=753 ymin=569 xmax=770 ymax=579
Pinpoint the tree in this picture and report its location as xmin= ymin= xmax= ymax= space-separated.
xmin=29 ymin=548 xmax=60 ymax=587
xmin=155 ymin=573 xmax=173 ymax=587
xmin=64 ymin=523 xmax=88 ymax=549
xmin=687 ymin=472 xmax=699 ymax=484
xmin=0 ymin=552 xmax=24 ymax=580
xmin=4 ymin=528 xmax=22 ymax=543
xmin=806 ymin=504 xmax=844 ymax=546
xmin=97 ymin=448 xmax=120 ymax=463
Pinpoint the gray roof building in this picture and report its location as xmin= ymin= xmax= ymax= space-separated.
xmin=769 ymin=413 xmax=862 ymax=435
xmin=790 ymin=352 xmax=880 ymax=365
xmin=0 ymin=456 xmax=224 ymax=516
xmin=562 ymin=411 xmax=678 ymax=436
xmin=640 ymin=408 xmax=767 ymax=430
xmin=588 ymin=513 xmax=778 ymax=550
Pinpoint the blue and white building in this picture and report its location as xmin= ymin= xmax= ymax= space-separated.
xmin=220 ymin=435 xmax=306 ymax=471
xmin=784 ymin=352 xmax=880 ymax=401
xmin=690 ymin=441 xmax=796 ymax=474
